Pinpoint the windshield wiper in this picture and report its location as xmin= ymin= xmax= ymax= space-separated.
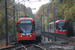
xmin=20 ymin=28 xmax=27 ymax=35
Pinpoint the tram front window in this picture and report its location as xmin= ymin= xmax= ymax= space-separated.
xmin=20 ymin=24 xmax=33 ymax=33
xmin=58 ymin=22 xmax=67 ymax=30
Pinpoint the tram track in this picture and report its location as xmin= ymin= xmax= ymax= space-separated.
xmin=21 ymin=44 xmax=27 ymax=50
xmin=0 ymin=44 xmax=31 ymax=50
xmin=65 ymin=37 xmax=75 ymax=45
xmin=0 ymin=43 xmax=47 ymax=50
xmin=0 ymin=44 xmax=21 ymax=50
xmin=24 ymin=44 xmax=47 ymax=50
xmin=33 ymin=44 xmax=46 ymax=50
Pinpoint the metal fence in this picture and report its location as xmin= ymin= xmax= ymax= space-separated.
xmin=8 ymin=34 xmax=15 ymax=44
xmin=41 ymin=32 xmax=67 ymax=40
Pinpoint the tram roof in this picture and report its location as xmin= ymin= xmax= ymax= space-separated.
xmin=17 ymin=18 xmax=35 ymax=23
xmin=49 ymin=20 xmax=67 ymax=24
xmin=56 ymin=20 xmax=67 ymax=23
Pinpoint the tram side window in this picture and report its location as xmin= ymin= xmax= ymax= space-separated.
xmin=50 ymin=25 xmax=51 ymax=29
xmin=56 ymin=23 xmax=58 ymax=29
xmin=51 ymin=23 xmax=54 ymax=29
xmin=53 ymin=24 xmax=54 ymax=29
xmin=34 ymin=23 xmax=35 ymax=31
xmin=51 ymin=24 xmax=52 ymax=29
xmin=52 ymin=24 xmax=54 ymax=29
xmin=17 ymin=23 xmax=20 ymax=32
xmin=33 ymin=23 xmax=35 ymax=32
xmin=48 ymin=25 xmax=49 ymax=29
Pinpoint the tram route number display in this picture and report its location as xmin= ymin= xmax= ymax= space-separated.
xmin=20 ymin=20 xmax=32 ymax=23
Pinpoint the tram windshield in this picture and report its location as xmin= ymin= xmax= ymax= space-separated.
xmin=58 ymin=22 xmax=67 ymax=30
xmin=20 ymin=24 xmax=33 ymax=33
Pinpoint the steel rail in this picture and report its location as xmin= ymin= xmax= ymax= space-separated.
xmin=21 ymin=44 xmax=27 ymax=50
xmin=0 ymin=44 xmax=29 ymax=50
xmin=33 ymin=44 xmax=47 ymax=50
xmin=66 ymin=38 xmax=75 ymax=42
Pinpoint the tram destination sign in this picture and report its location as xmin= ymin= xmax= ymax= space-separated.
xmin=20 ymin=20 xmax=32 ymax=23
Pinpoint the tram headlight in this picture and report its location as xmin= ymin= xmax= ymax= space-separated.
xmin=30 ymin=34 xmax=32 ymax=37
xmin=20 ymin=35 xmax=22 ymax=37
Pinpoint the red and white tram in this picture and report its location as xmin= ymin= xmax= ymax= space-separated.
xmin=16 ymin=18 xmax=35 ymax=42
xmin=48 ymin=20 xmax=68 ymax=34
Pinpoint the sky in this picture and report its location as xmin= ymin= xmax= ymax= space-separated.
xmin=15 ymin=0 xmax=50 ymax=14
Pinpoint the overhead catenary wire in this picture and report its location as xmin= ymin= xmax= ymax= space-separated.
xmin=0 ymin=10 xmax=13 ymax=20
xmin=56 ymin=1 xmax=74 ymax=14
xmin=5 ymin=0 xmax=25 ymax=20
xmin=23 ymin=0 xmax=26 ymax=16
xmin=8 ymin=0 xmax=24 ymax=9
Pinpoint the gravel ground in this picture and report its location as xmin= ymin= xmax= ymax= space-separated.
xmin=0 ymin=39 xmax=13 ymax=49
xmin=40 ymin=42 xmax=75 ymax=50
